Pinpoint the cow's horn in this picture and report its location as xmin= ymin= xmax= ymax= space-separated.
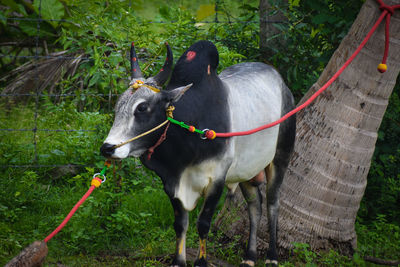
xmin=152 ymin=42 xmax=173 ymax=87
xmin=130 ymin=42 xmax=143 ymax=79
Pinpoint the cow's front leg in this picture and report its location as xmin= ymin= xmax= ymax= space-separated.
xmin=194 ymin=180 xmax=225 ymax=267
xmin=170 ymin=198 xmax=189 ymax=267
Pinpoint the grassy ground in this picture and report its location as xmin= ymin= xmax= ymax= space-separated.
xmin=2 ymin=165 xmax=398 ymax=266
xmin=1 ymin=104 xmax=399 ymax=267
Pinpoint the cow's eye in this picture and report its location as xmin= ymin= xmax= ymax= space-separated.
xmin=136 ymin=102 xmax=149 ymax=113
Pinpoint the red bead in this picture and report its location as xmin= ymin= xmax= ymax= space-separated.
xmin=205 ymin=130 xmax=216 ymax=140
xmin=188 ymin=126 xmax=195 ymax=132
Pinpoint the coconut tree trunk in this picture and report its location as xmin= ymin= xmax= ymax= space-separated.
xmin=215 ymin=0 xmax=400 ymax=256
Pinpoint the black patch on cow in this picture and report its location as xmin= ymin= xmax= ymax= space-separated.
xmin=168 ymin=40 xmax=219 ymax=87
xmin=141 ymin=41 xmax=230 ymax=198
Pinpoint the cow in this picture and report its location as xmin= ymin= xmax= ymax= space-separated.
xmin=100 ymin=40 xmax=296 ymax=267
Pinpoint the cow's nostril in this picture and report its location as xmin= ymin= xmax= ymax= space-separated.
xmin=100 ymin=143 xmax=116 ymax=158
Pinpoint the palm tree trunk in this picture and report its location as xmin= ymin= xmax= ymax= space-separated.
xmin=215 ymin=0 xmax=400 ymax=256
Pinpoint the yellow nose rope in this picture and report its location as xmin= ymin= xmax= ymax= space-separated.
xmin=112 ymin=120 xmax=168 ymax=149
xmin=112 ymin=106 xmax=175 ymax=149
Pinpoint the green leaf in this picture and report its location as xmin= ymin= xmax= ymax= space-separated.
xmin=33 ymin=0 xmax=64 ymax=27
xmin=89 ymin=72 xmax=101 ymax=87
xmin=51 ymin=149 xmax=65 ymax=156
xmin=19 ymin=17 xmax=56 ymax=37
xmin=18 ymin=19 xmax=38 ymax=36
xmin=289 ymin=0 xmax=300 ymax=9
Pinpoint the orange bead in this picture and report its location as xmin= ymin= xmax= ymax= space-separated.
xmin=91 ymin=177 xmax=102 ymax=188
xmin=378 ymin=63 xmax=387 ymax=73
xmin=188 ymin=126 xmax=196 ymax=132
xmin=205 ymin=130 xmax=216 ymax=140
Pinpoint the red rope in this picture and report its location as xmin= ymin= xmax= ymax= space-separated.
xmin=376 ymin=0 xmax=400 ymax=70
xmin=42 ymin=162 xmax=110 ymax=243
xmin=147 ymin=121 xmax=170 ymax=160
xmin=214 ymin=1 xmax=399 ymax=139
xmin=44 ymin=185 xmax=96 ymax=243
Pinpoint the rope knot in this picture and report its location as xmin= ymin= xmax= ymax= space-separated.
xmin=130 ymin=80 xmax=160 ymax=93
xmin=166 ymin=105 xmax=175 ymax=118
xmin=379 ymin=4 xmax=394 ymax=15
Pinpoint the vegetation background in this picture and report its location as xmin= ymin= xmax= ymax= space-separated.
xmin=0 ymin=0 xmax=399 ymax=266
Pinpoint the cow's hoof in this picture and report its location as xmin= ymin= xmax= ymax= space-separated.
xmin=194 ymin=257 xmax=207 ymax=267
xmin=265 ymin=259 xmax=278 ymax=266
xmin=171 ymin=258 xmax=186 ymax=267
xmin=240 ymin=259 xmax=255 ymax=267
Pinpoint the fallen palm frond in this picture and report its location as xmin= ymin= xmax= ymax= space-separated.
xmin=1 ymin=50 xmax=85 ymax=97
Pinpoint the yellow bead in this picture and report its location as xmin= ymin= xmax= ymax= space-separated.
xmin=378 ymin=63 xmax=387 ymax=73
xmin=132 ymin=82 xmax=140 ymax=89
xmin=91 ymin=178 xmax=101 ymax=188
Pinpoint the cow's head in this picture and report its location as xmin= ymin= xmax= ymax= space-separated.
xmin=100 ymin=43 xmax=192 ymax=159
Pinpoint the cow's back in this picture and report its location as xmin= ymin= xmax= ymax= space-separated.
xmin=220 ymin=62 xmax=287 ymax=189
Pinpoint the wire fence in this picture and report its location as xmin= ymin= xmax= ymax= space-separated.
xmin=0 ymin=0 xmax=282 ymax=169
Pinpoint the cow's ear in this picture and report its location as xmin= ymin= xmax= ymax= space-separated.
xmin=162 ymin=83 xmax=193 ymax=103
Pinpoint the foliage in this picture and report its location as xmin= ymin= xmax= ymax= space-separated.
xmin=359 ymin=81 xmax=400 ymax=225
xmin=278 ymin=242 xmax=363 ymax=267
xmin=0 ymin=100 xmax=110 ymax=166
xmin=356 ymin=215 xmax=400 ymax=261
xmin=0 ymin=0 xmax=68 ymax=75
xmin=1 ymin=0 xmax=260 ymax=98
xmin=267 ymin=0 xmax=364 ymax=98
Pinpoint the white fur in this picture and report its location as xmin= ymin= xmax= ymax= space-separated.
xmin=174 ymin=64 xmax=284 ymax=210
xmin=175 ymin=159 xmax=231 ymax=211
xmin=104 ymin=98 xmax=147 ymax=158
xmin=223 ymin=66 xmax=282 ymax=187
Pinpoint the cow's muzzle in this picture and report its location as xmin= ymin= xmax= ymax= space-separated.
xmin=100 ymin=143 xmax=116 ymax=158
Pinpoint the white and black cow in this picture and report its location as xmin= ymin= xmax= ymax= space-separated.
xmin=100 ymin=41 xmax=296 ymax=267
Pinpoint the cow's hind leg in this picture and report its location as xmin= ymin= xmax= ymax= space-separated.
xmin=265 ymin=163 xmax=280 ymax=266
xmin=265 ymin=100 xmax=296 ymax=266
xmin=169 ymin=198 xmax=189 ymax=267
xmin=194 ymin=180 xmax=225 ymax=267
xmin=239 ymin=177 xmax=263 ymax=267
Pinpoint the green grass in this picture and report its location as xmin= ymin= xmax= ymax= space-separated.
xmin=1 ymin=104 xmax=400 ymax=267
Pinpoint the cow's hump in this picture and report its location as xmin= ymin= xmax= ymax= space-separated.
xmin=168 ymin=40 xmax=219 ymax=88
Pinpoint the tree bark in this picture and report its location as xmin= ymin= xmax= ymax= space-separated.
xmin=215 ymin=0 xmax=400 ymax=256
